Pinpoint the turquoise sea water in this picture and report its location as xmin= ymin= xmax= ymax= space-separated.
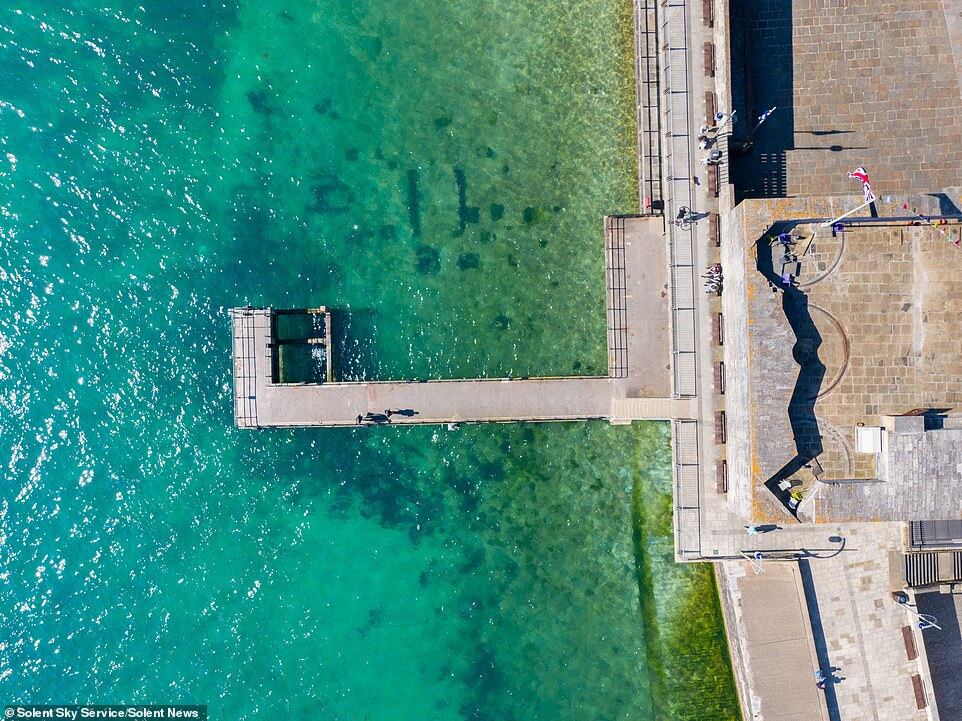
xmin=0 ymin=2 xmax=739 ymax=719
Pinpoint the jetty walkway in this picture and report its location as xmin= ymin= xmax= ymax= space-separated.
xmin=230 ymin=215 xmax=690 ymax=428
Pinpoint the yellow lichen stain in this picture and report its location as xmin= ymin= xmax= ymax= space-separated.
xmin=748 ymin=438 xmax=769 ymax=522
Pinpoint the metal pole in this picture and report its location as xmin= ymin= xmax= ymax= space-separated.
xmin=741 ymin=550 xmax=765 ymax=574
xmin=820 ymin=196 xmax=876 ymax=227
xmin=896 ymin=594 xmax=942 ymax=630
xmin=749 ymin=106 xmax=777 ymax=137
xmin=917 ymin=614 xmax=942 ymax=631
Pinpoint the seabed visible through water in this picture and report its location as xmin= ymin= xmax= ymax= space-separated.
xmin=0 ymin=1 xmax=739 ymax=718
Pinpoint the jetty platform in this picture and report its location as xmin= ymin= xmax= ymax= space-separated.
xmin=230 ymin=215 xmax=691 ymax=428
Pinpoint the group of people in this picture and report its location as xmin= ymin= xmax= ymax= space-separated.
xmin=774 ymin=232 xmax=804 ymax=286
xmin=697 ymin=110 xmax=735 ymax=164
xmin=703 ymin=263 xmax=723 ymax=295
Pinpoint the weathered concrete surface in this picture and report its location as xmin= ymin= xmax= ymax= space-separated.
xmin=820 ymin=427 xmax=962 ymax=521
xmin=722 ymin=202 xmax=752 ymax=519
xmin=618 ymin=214 xmax=671 ymax=397
xmin=725 ymin=195 xmax=962 ymax=522
xmin=720 ymin=524 xmax=934 ymax=721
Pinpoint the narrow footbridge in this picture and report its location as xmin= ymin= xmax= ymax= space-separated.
xmin=231 ymin=216 xmax=689 ymax=428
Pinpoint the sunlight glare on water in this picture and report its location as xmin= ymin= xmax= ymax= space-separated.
xmin=0 ymin=2 xmax=739 ymax=719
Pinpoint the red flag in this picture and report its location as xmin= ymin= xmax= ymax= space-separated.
xmin=848 ymin=166 xmax=875 ymax=202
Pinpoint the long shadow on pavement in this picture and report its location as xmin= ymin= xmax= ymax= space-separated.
xmin=917 ymin=591 xmax=962 ymax=719
xmin=798 ymin=559 xmax=842 ymax=721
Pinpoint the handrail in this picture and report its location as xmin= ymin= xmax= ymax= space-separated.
xmin=634 ymin=0 xmax=663 ymax=210
xmin=661 ymin=0 xmax=698 ymax=399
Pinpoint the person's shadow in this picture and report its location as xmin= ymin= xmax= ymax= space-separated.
xmin=826 ymin=667 xmax=845 ymax=685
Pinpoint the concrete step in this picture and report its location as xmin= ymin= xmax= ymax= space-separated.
xmin=610 ymin=396 xmax=696 ymax=422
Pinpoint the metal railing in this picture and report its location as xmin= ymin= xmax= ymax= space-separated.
xmin=230 ymin=308 xmax=259 ymax=428
xmin=634 ymin=0 xmax=663 ymax=210
xmin=661 ymin=0 xmax=698 ymax=398
xmin=673 ymin=418 xmax=702 ymax=559
xmin=605 ymin=216 xmax=630 ymax=378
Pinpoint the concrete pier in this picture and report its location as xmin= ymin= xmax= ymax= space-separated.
xmin=231 ymin=215 xmax=689 ymax=428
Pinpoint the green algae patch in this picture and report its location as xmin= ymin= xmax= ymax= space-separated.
xmin=660 ymin=566 xmax=743 ymax=720
xmin=631 ymin=423 xmax=743 ymax=721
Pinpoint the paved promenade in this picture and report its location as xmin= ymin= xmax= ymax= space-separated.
xmin=804 ymin=525 xmax=929 ymax=721
xmin=724 ymin=562 xmax=829 ymax=721
xmin=719 ymin=525 xmax=932 ymax=721
xmin=677 ymin=1 xmax=945 ymax=719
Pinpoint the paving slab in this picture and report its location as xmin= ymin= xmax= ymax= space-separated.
xmin=725 ymin=561 xmax=829 ymax=721
xmin=729 ymin=0 xmax=962 ymax=200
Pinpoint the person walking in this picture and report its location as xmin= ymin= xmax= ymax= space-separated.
xmin=700 ymin=149 xmax=723 ymax=166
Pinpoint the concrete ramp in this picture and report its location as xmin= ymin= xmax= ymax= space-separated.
xmin=727 ymin=562 xmax=831 ymax=721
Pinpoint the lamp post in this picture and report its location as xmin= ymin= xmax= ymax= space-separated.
xmin=730 ymin=107 xmax=778 ymax=155
xmin=751 ymin=106 xmax=777 ymax=136
xmin=895 ymin=591 xmax=942 ymax=631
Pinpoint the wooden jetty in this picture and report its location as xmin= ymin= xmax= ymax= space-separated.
xmin=230 ymin=216 xmax=689 ymax=428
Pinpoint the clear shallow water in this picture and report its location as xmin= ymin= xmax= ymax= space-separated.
xmin=0 ymin=2 xmax=739 ymax=719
